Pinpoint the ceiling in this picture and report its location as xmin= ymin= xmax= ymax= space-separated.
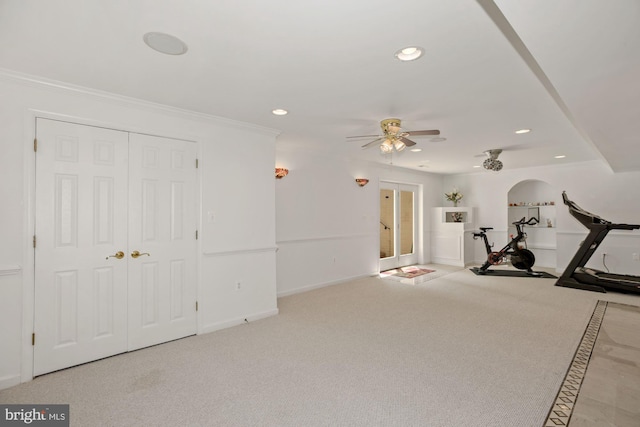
xmin=0 ymin=0 xmax=638 ymax=174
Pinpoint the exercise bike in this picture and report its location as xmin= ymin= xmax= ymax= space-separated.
xmin=471 ymin=217 xmax=543 ymax=277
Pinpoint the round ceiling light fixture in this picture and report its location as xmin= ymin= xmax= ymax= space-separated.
xmin=143 ymin=32 xmax=188 ymax=55
xmin=272 ymin=109 xmax=288 ymax=116
xmin=394 ymin=46 xmax=424 ymax=62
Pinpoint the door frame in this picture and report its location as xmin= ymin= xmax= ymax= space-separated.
xmin=379 ymin=181 xmax=421 ymax=272
xmin=21 ymin=109 xmax=202 ymax=382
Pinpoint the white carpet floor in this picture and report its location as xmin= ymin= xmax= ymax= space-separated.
xmin=2 ymin=266 xmax=639 ymax=426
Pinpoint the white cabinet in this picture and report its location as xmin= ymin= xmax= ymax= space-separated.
xmin=431 ymin=207 xmax=476 ymax=267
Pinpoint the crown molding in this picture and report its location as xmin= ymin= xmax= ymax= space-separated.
xmin=0 ymin=68 xmax=281 ymax=137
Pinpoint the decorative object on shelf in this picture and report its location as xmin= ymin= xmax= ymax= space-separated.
xmin=275 ymin=167 xmax=289 ymax=179
xmin=547 ymin=219 xmax=553 ymax=228
xmin=482 ymin=149 xmax=503 ymax=171
xmin=355 ymin=178 xmax=369 ymax=187
xmin=451 ymin=212 xmax=464 ymax=222
xmin=445 ymin=188 xmax=463 ymax=207
xmin=509 ymin=201 xmax=556 ymax=207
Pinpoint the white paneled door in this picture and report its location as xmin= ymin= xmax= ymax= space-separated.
xmin=34 ymin=119 xmax=197 ymax=376
xmin=127 ymin=133 xmax=197 ymax=351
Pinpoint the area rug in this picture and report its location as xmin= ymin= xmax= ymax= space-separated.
xmin=380 ymin=266 xmax=444 ymax=285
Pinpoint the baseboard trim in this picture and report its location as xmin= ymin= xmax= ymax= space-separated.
xmin=199 ymin=308 xmax=279 ymax=334
xmin=0 ymin=374 xmax=21 ymax=391
xmin=277 ymin=273 xmax=376 ymax=298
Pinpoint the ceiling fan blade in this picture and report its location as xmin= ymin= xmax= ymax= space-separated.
xmin=399 ymin=136 xmax=416 ymax=147
xmin=406 ymin=129 xmax=440 ymax=136
xmin=346 ymin=134 xmax=381 ymax=139
xmin=361 ymin=137 xmax=383 ymax=148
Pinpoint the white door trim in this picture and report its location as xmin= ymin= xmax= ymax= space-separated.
xmin=21 ymin=109 xmax=202 ymax=383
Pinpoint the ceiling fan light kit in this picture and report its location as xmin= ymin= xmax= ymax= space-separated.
xmin=482 ymin=149 xmax=504 ymax=171
xmin=380 ymin=139 xmax=393 ymax=153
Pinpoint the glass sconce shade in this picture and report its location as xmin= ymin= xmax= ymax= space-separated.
xmin=275 ymin=167 xmax=289 ymax=179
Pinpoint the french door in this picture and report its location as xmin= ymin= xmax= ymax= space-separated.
xmin=33 ymin=118 xmax=197 ymax=376
xmin=379 ymin=182 xmax=419 ymax=271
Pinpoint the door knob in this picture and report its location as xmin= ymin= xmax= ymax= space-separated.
xmin=106 ymin=251 xmax=125 ymax=260
xmin=131 ymin=250 xmax=150 ymax=258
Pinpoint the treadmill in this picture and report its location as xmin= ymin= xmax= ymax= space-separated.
xmin=556 ymin=191 xmax=640 ymax=293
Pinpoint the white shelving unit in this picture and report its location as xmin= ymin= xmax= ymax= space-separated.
xmin=431 ymin=207 xmax=476 ymax=267
xmin=507 ymin=182 xmax=558 ymax=268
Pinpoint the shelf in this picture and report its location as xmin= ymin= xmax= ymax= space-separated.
xmin=509 ymin=205 xmax=555 ymax=208
xmin=437 ymin=206 xmax=474 ymax=224
xmin=508 ymin=226 xmax=556 ymax=229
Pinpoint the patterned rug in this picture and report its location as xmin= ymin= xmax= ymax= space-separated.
xmin=380 ymin=266 xmax=441 ymax=285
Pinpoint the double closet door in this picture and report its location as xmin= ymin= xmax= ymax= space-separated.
xmin=34 ymin=118 xmax=197 ymax=376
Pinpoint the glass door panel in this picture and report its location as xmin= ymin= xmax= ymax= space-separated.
xmin=379 ymin=183 xmax=418 ymax=272
xmin=400 ymin=190 xmax=414 ymax=256
xmin=380 ymin=188 xmax=395 ymax=259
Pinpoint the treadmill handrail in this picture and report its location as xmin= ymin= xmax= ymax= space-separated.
xmin=609 ymin=223 xmax=640 ymax=230
xmin=562 ymin=191 xmax=639 ymax=229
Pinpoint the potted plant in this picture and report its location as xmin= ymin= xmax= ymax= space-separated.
xmin=445 ymin=188 xmax=463 ymax=207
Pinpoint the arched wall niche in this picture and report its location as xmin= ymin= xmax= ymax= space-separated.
xmin=508 ymin=179 xmax=558 ymax=207
xmin=507 ymin=179 xmax=558 ymax=268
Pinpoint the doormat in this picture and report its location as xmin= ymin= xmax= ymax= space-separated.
xmin=381 ymin=266 xmax=435 ymax=278
xmin=380 ymin=266 xmax=441 ymax=285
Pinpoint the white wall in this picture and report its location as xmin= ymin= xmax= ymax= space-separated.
xmin=0 ymin=71 xmax=278 ymax=389
xmin=275 ymin=148 xmax=444 ymax=296
xmin=444 ymin=161 xmax=640 ymax=274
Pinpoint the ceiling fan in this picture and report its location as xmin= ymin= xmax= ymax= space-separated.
xmin=482 ymin=149 xmax=503 ymax=171
xmin=347 ymin=118 xmax=440 ymax=153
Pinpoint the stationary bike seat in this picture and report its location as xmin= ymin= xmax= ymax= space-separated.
xmin=479 ymin=227 xmax=493 ymax=232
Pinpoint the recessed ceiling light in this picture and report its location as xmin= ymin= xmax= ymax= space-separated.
xmin=554 ymin=155 xmax=566 ymax=159
xmin=272 ymin=109 xmax=288 ymax=116
xmin=394 ymin=46 xmax=424 ymax=61
xmin=410 ymin=148 xmax=422 ymax=152
xmin=473 ymin=165 xmax=481 ymax=168
xmin=143 ymin=32 xmax=188 ymax=55
xmin=515 ymin=129 xmax=531 ymax=134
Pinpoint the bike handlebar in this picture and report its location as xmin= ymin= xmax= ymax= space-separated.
xmin=512 ymin=216 xmax=539 ymax=226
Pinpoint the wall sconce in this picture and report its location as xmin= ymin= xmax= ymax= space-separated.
xmin=355 ymin=178 xmax=369 ymax=187
xmin=275 ymin=167 xmax=289 ymax=179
